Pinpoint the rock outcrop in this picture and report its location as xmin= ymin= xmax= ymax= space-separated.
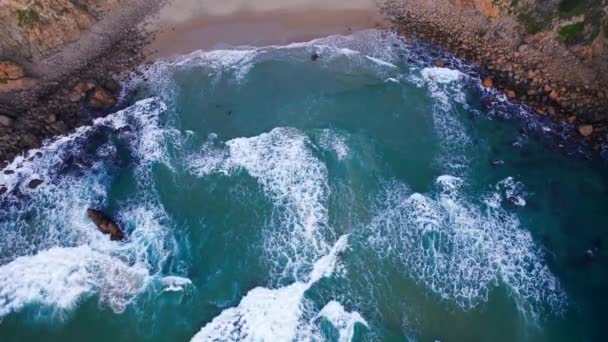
xmin=0 ymin=0 xmax=161 ymax=163
xmin=381 ymin=0 xmax=608 ymax=149
xmin=0 ymin=60 xmax=36 ymax=92
xmin=87 ymin=208 xmax=125 ymax=241
xmin=0 ymin=0 xmax=120 ymax=65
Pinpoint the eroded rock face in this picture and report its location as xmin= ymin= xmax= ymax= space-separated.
xmin=0 ymin=61 xmax=24 ymax=79
xmin=0 ymin=0 xmax=121 ymax=63
xmin=87 ymin=208 xmax=125 ymax=241
xmin=448 ymin=0 xmax=501 ymax=17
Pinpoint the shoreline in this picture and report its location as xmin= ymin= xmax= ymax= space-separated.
xmin=381 ymin=0 xmax=608 ymax=151
xmin=147 ymin=8 xmax=385 ymax=60
xmin=0 ymin=0 xmax=607 ymax=165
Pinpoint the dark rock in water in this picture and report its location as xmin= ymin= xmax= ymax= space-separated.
xmin=3 ymin=169 xmax=14 ymax=175
xmin=491 ymin=159 xmax=505 ymax=166
xmin=87 ymin=208 xmax=125 ymax=241
xmin=311 ymin=53 xmax=320 ymax=61
xmin=0 ymin=186 xmax=6 ymax=195
xmin=27 ymin=179 xmax=44 ymax=189
xmin=115 ymin=125 xmax=132 ymax=134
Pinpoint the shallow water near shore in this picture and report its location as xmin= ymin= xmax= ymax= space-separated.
xmin=1 ymin=30 xmax=608 ymax=341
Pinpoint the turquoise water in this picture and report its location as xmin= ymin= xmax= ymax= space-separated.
xmin=1 ymin=30 xmax=607 ymax=341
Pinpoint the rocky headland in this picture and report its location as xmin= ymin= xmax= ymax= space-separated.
xmin=381 ymin=0 xmax=608 ymax=151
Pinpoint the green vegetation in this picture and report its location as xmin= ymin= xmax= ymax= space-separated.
xmin=16 ymin=8 xmax=40 ymax=29
xmin=559 ymin=22 xmax=585 ymax=44
xmin=507 ymin=0 xmax=604 ymax=45
xmin=558 ymin=0 xmax=588 ymax=18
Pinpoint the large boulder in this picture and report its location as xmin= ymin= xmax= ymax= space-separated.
xmin=87 ymin=87 xmax=117 ymax=109
xmin=87 ymin=208 xmax=125 ymax=241
xmin=0 ymin=61 xmax=24 ymax=80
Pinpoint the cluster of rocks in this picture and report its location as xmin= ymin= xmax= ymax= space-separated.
xmin=0 ymin=15 xmax=153 ymax=163
xmin=380 ymin=0 xmax=608 ymax=150
xmin=0 ymin=72 xmax=122 ymax=161
xmin=0 ymin=61 xmax=36 ymax=92
xmin=0 ymin=0 xmax=161 ymax=165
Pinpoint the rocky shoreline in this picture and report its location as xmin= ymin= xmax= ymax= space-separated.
xmin=0 ymin=0 xmax=162 ymax=165
xmin=0 ymin=35 xmax=144 ymax=165
xmin=1 ymin=0 xmax=607 ymax=165
xmin=380 ymin=0 xmax=608 ymax=152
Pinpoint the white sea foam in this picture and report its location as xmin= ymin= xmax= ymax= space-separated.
xmin=173 ymin=49 xmax=258 ymax=81
xmin=318 ymin=129 xmax=350 ymax=161
xmin=420 ymin=67 xmax=462 ymax=84
xmin=489 ymin=177 xmax=528 ymax=208
xmin=412 ymin=67 xmax=470 ymax=172
xmin=136 ymin=29 xmax=406 ymax=100
xmin=315 ymin=301 xmax=368 ymax=342
xmin=365 ymin=56 xmax=397 ymax=69
xmin=159 ymin=276 xmax=193 ymax=293
xmin=0 ymin=98 xmax=167 ymax=197
xmin=0 ymin=98 xmax=190 ymax=319
xmin=0 ymin=245 xmax=149 ymax=319
xmin=190 ymin=127 xmax=332 ymax=282
xmin=367 ymin=177 xmax=566 ymax=316
xmin=190 ymin=235 xmax=349 ymax=342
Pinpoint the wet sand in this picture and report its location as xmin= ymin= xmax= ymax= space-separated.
xmin=147 ymin=0 xmax=385 ymax=59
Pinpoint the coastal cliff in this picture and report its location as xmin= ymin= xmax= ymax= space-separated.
xmin=0 ymin=0 xmax=119 ymax=64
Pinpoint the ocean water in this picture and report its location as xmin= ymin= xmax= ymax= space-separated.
xmin=1 ymin=30 xmax=607 ymax=341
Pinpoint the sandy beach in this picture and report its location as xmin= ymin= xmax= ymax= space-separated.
xmin=147 ymin=0 xmax=385 ymax=59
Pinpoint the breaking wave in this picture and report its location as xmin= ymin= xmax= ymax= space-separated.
xmin=365 ymin=176 xmax=566 ymax=316
xmin=190 ymin=236 xmax=364 ymax=341
xmin=190 ymin=127 xmax=333 ymax=283
xmin=0 ymin=98 xmax=189 ymax=320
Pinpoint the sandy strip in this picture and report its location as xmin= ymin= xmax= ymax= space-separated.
xmin=146 ymin=0 xmax=385 ymax=59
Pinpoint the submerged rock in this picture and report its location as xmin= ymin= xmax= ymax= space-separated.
xmin=311 ymin=53 xmax=320 ymax=61
xmin=27 ymin=179 xmax=44 ymax=189
xmin=87 ymin=208 xmax=125 ymax=241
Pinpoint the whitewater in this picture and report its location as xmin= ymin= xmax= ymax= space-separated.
xmin=1 ymin=30 xmax=607 ymax=341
